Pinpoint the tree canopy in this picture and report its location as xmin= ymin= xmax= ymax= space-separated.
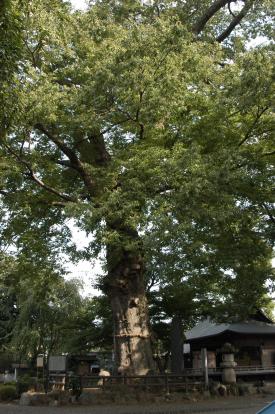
xmin=0 ymin=0 xmax=274 ymax=374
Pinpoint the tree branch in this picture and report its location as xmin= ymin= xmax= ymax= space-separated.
xmin=100 ymin=118 xmax=132 ymax=136
xmin=262 ymin=203 xmax=275 ymax=226
xmin=88 ymin=133 xmax=112 ymax=166
xmin=56 ymin=159 xmax=73 ymax=167
xmin=34 ymin=124 xmax=95 ymax=194
xmin=2 ymin=142 xmax=77 ymax=203
xmin=238 ymin=106 xmax=269 ymax=147
xmin=51 ymin=201 xmax=69 ymax=207
xmin=35 ymin=124 xmax=80 ymax=166
xmin=23 ymin=38 xmax=43 ymax=68
xmin=193 ymin=0 xmax=231 ymax=35
xmin=26 ymin=170 xmax=77 ymax=203
xmin=262 ymin=150 xmax=275 ymax=157
xmin=216 ymin=0 xmax=254 ymax=42
xmin=136 ymin=91 xmax=145 ymax=140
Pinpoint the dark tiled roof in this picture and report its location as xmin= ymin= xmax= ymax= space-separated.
xmin=185 ymin=318 xmax=275 ymax=341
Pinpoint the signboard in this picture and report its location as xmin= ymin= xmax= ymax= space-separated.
xmin=183 ymin=343 xmax=190 ymax=354
xmin=36 ymin=356 xmax=44 ymax=368
xmin=11 ymin=363 xmax=28 ymax=369
xmin=48 ymin=356 xmax=67 ymax=372
xmin=257 ymin=401 xmax=275 ymax=414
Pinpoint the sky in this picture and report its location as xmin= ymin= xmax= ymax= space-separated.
xmin=65 ymin=225 xmax=102 ymax=297
xmin=71 ymin=0 xmax=87 ymax=10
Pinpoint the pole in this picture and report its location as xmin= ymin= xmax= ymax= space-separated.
xmin=201 ymin=348 xmax=209 ymax=389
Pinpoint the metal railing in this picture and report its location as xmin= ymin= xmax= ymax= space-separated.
xmin=183 ymin=368 xmax=221 ymax=376
xmin=176 ymin=365 xmax=275 ymax=377
xmin=235 ymin=365 xmax=275 ymax=373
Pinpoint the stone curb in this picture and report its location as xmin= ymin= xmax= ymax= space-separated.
xmin=121 ymin=407 xmax=259 ymax=414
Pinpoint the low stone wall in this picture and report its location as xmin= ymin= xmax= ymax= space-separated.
xmin=19 ymin=382 xmax=275 ymax=407
xmin=20 ymin=391 xmax=71 ymax=406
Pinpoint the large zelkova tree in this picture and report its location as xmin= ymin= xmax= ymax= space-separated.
xmin=0 ymin=0 xmax=274 ymax=374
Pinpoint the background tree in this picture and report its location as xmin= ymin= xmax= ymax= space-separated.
xmin=0 ymin=251 xmax=113 ymax=363
xmin=0 ymin=0 xmax=274 ymax=374
xmin=62 ymin=295 xmax=113 ymax=354
xmin=0 ymin=253 xmax=18 ymax=351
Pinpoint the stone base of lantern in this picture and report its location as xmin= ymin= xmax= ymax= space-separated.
xmin=220 ymin=353 xmax=237 ymax=384
xmin=221 ymin=366 xmax=236 ymax=384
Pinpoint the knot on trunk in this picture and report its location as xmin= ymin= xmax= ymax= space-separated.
xmin=129 ymin=298 xmax=139 ymax=308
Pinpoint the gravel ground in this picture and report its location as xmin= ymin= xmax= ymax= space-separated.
xmin=0 ymin=395 xmax=274 ymax=414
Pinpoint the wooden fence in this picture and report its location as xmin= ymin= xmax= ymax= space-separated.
xmin=48 ymin=365 xmax=275 ymax=392
xmin=48 ymin=373 xmax=205 ymax=394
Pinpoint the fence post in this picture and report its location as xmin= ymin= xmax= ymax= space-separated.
xmin=44 ymin=372 xmax=49 ymax=394
xmin=144 ymin=375 xmax=148 ymax=392
xmin=79 ymin=375 xmax=82 ymax=393
xmin=165 ymin=374 xmax=169 ymax=395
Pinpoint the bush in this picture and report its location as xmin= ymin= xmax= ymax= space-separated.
xmin=0 ymin=385 xmax=17 ymax=401
xmin=238 ymin=383 xmax=250 ymax=396
xmin=16 ymin=375 xmax=36 ymax=395
xmin=4 ymin=381 xmax=16 ymax=387
xmin=68 ymin=376 xmax=82 ymax=399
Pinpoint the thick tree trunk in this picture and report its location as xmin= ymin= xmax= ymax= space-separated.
xmin=105 ymin=224 xmax=155 ymax=375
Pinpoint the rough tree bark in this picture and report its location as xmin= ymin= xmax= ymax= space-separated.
xmin=105 ymin=223 xmax=155 ymax=375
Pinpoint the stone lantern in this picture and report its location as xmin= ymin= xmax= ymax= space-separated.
xmin=220 ymin=343 xmax=237 ymax=384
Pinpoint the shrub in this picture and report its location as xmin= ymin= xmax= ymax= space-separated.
xmin=68 ymin=376 xmax=82 ymax=399
xmin=16 ymin=375 xmax=36 ymax=395
xmin=0 ymin=385 xmax=17 ymax=401
xmin=4 ymin=381 xmax=16 ymax=387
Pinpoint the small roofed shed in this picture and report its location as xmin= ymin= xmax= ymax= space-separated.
xmin=69 ymin=353 xmax=100 ymax=376
xmin=184 ymin=311 xmax=275 ymax=369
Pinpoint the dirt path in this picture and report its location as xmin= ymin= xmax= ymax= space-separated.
xmin=0 ymin=395 xmax=273 ymax=414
